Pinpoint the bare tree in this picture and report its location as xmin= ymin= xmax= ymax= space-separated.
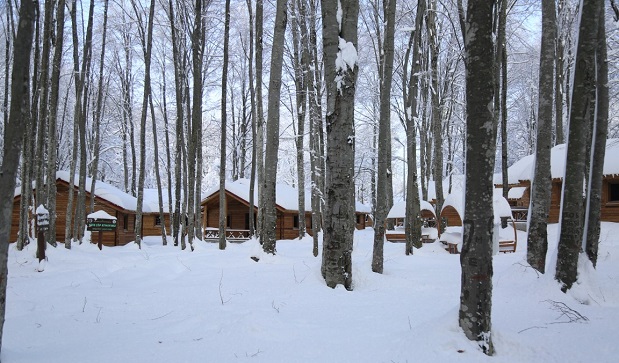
xmin=459 ymin=0 xmax=497 ymax=355
xmin=132 ymin=0 xmax=156 ymax=248
xmin=0 ymin=0 xmax=36 ymax=350
xmin=220 ymin=0 xmax=231 ymax=250
xmin=372 ymin=0 xmax=397 ymax=273
xmin=262 ymin=0 xmax=289 ymax=254
xmin=527 ymin=0 xmax=556 ymax=274
xmin=404 ymin=0 xmax=425 ymax=255
xmin=555 ymin=0 xmax=602 ymax=292
xmin=321 ymin=0 xmax=358 ymax=289
xmin=584 ymin=3 xmax=609 ymax=268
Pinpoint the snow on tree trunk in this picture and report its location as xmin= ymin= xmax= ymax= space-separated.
xmin=459 ymin=0 xmax=497 ymax=355
xmin=320 ymin=0 xmax=358 ymax=290
xmin=262 ymin=0 xmax=288 ymax=254
xmin=527 ymin=0 xmax=556 ymax=274
xmin=555 ymin=0 xmax=601 ymax=292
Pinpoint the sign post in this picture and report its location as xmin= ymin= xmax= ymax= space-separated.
xmin=36 ymin=205 xmax=50 ymax=262
xmin=86 ymin=211 xmax=117 ymax=250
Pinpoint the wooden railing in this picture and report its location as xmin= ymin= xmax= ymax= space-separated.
xmin=204 ymin=228 xmax=251 ymax=242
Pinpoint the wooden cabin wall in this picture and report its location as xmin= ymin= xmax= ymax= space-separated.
xmin=441 ymin=206 xmax=462 ymax=226
xmin=601 ymin=177 xmax=619 ymax=222
xmin=548 ymin=180 xmax=563 ymax=223
xmin=141 ymin=214 xmax=171 ymax=238
xmin=10 ymin=196 xmax=24 ymax=242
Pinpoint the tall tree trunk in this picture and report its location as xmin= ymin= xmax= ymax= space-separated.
xmin=459 ymin=0 xmax=497 ymax=355
xmin=219 ymin=0 xmax=231 ymax=250
xmin=555 ymin=0 xmax=601 ymax=292
xmin=404 ymin=0 xmax=425 ymax=255
xmin=372 ymin=0 xmax=397 ymax=272
xmin=262 ymin=0 xmax=288 ymax=254
xmin=497 ymin=0 xmax=509 ymax=200
xmin=46 ymin=0 xmax=66 ymax=246
xmin=320 ymin=0 xmax=358 ymax=290
xmin=246 ymin=0 xmax=257 ymax=238
xmin=160 ymin=66 xmax=173 ymax=244
xmin=290 ymin=0 xmax=307 ymax=239
xmin=255 ymin=0 xmax=265 ymax=238
xmin=527 ymin=0 xmax=556 ymax=274
xmin=133 ymin=0 xmax=156 ymax=248
xmin=428 ymin=0 xmax=445 ymax=216
xmin=0 ymin=0 xmax=36 ymax=350
xmin=584 ymin=3 xmax=608 ymax=268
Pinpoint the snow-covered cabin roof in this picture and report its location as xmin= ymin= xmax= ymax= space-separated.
xmin=387 ymin=200 xmax=436 ymax=219
xmin=15 ymin=171 xmax=163 ymax=214
xmin=202 ymin=179 xmax=370 ymax=214
xmin=493 ymin=139 xmax=619 ymax=184
xmin=441 ymin=191 xmax=512 ymax=221
xmin=507 ymin=186 xmax=527 ymax=200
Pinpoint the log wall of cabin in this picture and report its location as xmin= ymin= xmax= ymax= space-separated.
xmin=9 ymin=181 xmax=137 ymax=247
xmin=441 ymin=206 xmax=462 ymax=227
xmin=548 ymin=180 xmax=563 ymax=223
xmin=601 ymin=176 xmax=619 ymax=222
xmin=141 ymin=214 xmax=171 ymax=238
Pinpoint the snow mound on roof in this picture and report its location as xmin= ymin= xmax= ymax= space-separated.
xmin=494 ymin=139 xmax=619 ymax=184
xmin=441 ymin=191 xmax=512 ymax=221
xmin=387 ymin=200 xmax=436 ymax=219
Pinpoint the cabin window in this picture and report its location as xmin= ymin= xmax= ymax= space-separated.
xmin=356 ymin=214 xmax=362 ymax=225
xmin=293 ymin=215 xmax=299 ymax=229
xmin=227 ymin=215 xmax=231 ymax=228
xmin=609 ymin=183 xmax=619 ymax=202
xmin=155 ymin=216 xmax=162 ymax=226
xmin=123 ymin=215 xmax=129 ymax=232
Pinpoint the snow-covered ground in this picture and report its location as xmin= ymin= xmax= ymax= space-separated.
xmin=4 ymin=223 xmax=619 ymax=362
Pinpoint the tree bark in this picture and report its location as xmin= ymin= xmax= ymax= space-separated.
xmin=132 ymin=0 xmax=156 ymax=248
xmin=404 ymin=0 xmax=424 ymax=255
xmin=255 ymin=0 xmax=265 ymax=239
xmin=321 ymin=0 xmax=358 ymax=290
xmin=262 ymin=0 xmax=288 ymax=254
xmin=0 ymin=0 xmax=36 ymax=350
xmin=459 ymin=0 xmax=497 ymax=355
xmin=372 ymin=0 xmax=397 ymax=272
xmin=555 ymin=0 xmax=601 ymax=292
xmin=220 ymin=0 xmax=231 ymax=250
xmin=527 ymin=0 xmax=556 ymax=274
xmin=584 ymin=3 xmax=608 ymax=268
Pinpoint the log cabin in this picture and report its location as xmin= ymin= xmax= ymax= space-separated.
xmin=200 ymin=179 xmax=371 ymax=241
xmin=495 ymin=139 xmax=619 ymax=224
xmin=10 ymin=172 xmax=169 ymax=247
xmin=385 ymin=200 xmax=437 ymax=242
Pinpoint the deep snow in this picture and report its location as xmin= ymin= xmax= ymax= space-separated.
xmin=4 ymin=223 xmax=619 ymax=362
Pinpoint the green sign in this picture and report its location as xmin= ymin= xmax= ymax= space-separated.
xmin=87 ymin=218 xmax=117 ymax=232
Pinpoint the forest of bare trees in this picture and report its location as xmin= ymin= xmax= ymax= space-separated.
xmin=1 ymin=0 xmax=618 ymax=355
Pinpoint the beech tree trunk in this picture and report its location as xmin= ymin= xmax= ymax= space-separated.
xmin=262 ymin=0 xmax=288 ymax=254
xmin=321 ymin=0 xmax=358 ymax=290
xmin=0 ymin=0 xmax=36 ymax=350
xmin=555 ymin=0 xmax=601 ymax=292
xmin=219 ymin=0 xmax=231 ymax=250
xmin=527 ymin=0 xmax=556 ymax=274
xmin=372 ymin=0 xmax=397 ymax=272
xmin=584 ymin=3 xmax=608 ymax=268
xmin=404 ymin=0 xmax=425 ymax=255
xmin=459 ymin=0 xmax=497 ymax=355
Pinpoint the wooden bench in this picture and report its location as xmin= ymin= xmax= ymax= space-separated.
xmin=499 ymin=240 xmax=517 ymax=253
xmin=445 ymin=242 xmax=459 ymax=254
xmin=385 ymin=233 xmax=406 ymax=242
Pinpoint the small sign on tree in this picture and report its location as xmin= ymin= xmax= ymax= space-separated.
xmin=86 ymin=210 xmax=117 ymax=250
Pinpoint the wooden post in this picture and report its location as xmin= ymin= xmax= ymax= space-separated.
xmin=98 ymin=230 xmax=103 ymax=250
xmin=36 ymin=230 xmax=46 ymax=262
